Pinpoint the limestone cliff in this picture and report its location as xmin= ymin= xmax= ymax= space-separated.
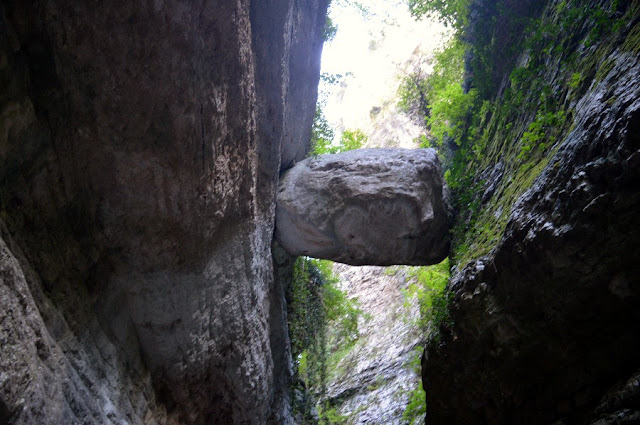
xmin=423 ymin=0 xmax=640 ymax=423
xmin=0 ymin=1 xmax=328 ymax=424
xmin=323 ymin=264 xmax=425 ymax=424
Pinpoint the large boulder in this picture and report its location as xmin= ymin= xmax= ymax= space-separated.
xmin=275 ymin=148 xmax=452 ymax=266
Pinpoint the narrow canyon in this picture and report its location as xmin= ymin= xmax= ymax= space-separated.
xmin=1 ymin=0 xmax=638 ymax=424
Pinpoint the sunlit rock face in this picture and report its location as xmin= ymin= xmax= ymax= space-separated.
xmin=275 ymin=148 xmax=452 ymax=266
xmin=322 ymin=264 xmax=425 ymax=424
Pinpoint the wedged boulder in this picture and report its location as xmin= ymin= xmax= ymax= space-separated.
xmin=275 ymin=148 xmax=452 ymax=266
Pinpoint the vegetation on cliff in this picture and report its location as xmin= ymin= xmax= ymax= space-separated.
xmin=310 ymin=72 xmax=368 ymax=156
xmin=288 ymin=257 xmax=365 ymax=423
xmin=400 ymin=0 xmax=640 ymax=267
xmin=397 ymin=0 xmax=640 ymax=421
xmin=388 ymin=258 xmax=451 ymax=423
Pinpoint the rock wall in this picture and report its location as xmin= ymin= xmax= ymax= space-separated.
xmin=0 ymin=0 xmax=328 ymax=424
xmin=323 ymin=264 xmax=424 ymax=424
xmin=423 ymin=1 xmax=640 ymax=424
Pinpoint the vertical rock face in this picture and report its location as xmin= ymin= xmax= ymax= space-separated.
xmin=423 ymin=1 xmax=640 ymax=424
xmin=0 ymin=0 xmax=328 ymax=424
xmin=323 ymin=264 xmax=425 ymax=424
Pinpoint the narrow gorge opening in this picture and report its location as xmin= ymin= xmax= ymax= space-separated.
xmin=283 ymin=0 xmax=640 ymax=423
xmin=285 ymin=2 xmax=453 ymax=422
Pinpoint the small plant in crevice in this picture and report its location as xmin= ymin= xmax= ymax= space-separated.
xmin=518 ymin=109 xmax=566 ymax=161
xmin=401 ymin=258 xmax=452 ymax=343
xmin=318 ymin=403 xmax=351 ymax=425
xmin=402 ymin=382 xmax=427 ymax=425
xmin=568 ymin=72 xmax=583 ymax=90
xmin=399 ymin=347 xmax=427 ymax=424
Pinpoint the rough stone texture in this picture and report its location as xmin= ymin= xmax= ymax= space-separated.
xmin=275 ymin=148 xmax=452 ymax=266
xmin=0 ymin=0 xmax=328 ymax=424
xmin=323 ymin=264 xmax=424 ymax=424
xmin=268 ymin=241 xmax=298 ymax=425
xmin=423 ymin=13 xmax=640 ymax=425
xmin=0 ymin=221 xmax=166 ymax=425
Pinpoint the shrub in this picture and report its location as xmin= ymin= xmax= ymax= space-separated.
xmin=407 ymin=0 xmax=470 ymax=30
xmin=402 ymin=258 xmax=451 ymax=342
xmin=402 ymin=383 xmax=427 ymax=424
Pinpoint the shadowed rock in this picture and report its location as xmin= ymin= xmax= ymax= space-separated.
xmin=0 ymin=1 xmax=328 ymax=423
xmin=275 ymin=148 xmax=452 ymax=265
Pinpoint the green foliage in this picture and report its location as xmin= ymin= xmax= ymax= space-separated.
xmin=402 ymin=0 xmax=640 ymax=269
xmin=402 ymin=258 xmax=451 ymax=342
xmin=400 ymin=349 xmax=427 ymax=424
xmin=310 ymin=105 xmax=336 ymax=157
xmin=398 ymin=261 xmax=452 ymax=424
xmin=509 ymin=66 xmax=536 ymax=89
xmin=289 ymin=258 xmax=365 ymax=420
xmin=397 ymin=73 xmax=431 ymax=119
xmin=320 ymin=72 xmax=347 ymax=86
xmin=406 ymin=347 xmax=423 ymax=375
xmin=337 ymin=129 xmax=367 ymax=153
xmin=398 ymin=38 xmax=477 ymax=150
xmin=568 ymin=72 xmax=583 ymax=90
xmin=318 ymin=403 xmax=351 ymax=425
xmin=621 ymin=18 xmax=640 ymax=54
xmin=289 ymin=258 xmax=328 ymax=400
xmin=518 ymin=109 xmax=566 ymax=160
xmin=323 ymin=16 xmax=338 ymax=42
xmin=310 ymin=118 xmax=367 ymax=155
xmin=407 ymin=0 xmax=470 ymax=30
xmin=312 ymin=72 xmax=362 ymax=156
xmin=427 ymin=83 xmax=478 ymax=148
xmin=323 ymin=283 xmax=361 ymax=344
xmin=402 ymin=383 xmax=427 ymax=424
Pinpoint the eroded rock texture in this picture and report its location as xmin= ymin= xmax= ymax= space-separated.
xmin=322 ymin=264 xmax=425 ymax=423
xmin=0 ymin=0 xmax=328 ymax=424
xmin=423 ymin=2 xmax=640 ymax=424
xmin=275 ymin=148 xmax=452 ymax=266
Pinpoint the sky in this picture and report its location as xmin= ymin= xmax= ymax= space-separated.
xmin=318 ymin=0 xmax=449 ymax=145
xmin=321 ymin=0 xmax=401 ymax=76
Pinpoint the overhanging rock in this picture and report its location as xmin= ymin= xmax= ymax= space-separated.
xmin=275 ymin=148 xmax=452 ymax=265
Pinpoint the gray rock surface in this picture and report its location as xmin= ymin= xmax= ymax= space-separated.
xmin=0 ymin=0 xmax=328 ymax=424
xmin=323 ymin=264 xmax=425 ymax=424
xmin=275 ymin=148 xmax=452 ymax=266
